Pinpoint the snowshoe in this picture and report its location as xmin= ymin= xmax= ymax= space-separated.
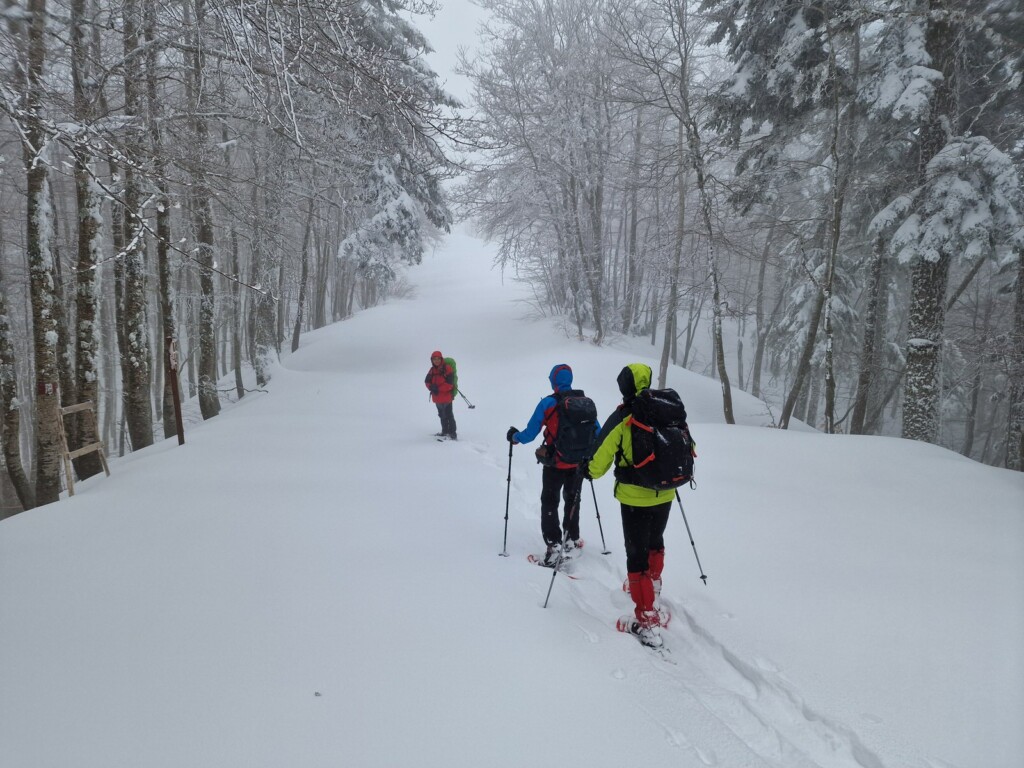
xmin=616 ymin=615 xmax=664 ymax=648
xmin=527 ymin=551 xmax=578 ymax=577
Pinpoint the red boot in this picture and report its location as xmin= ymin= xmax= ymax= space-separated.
xmin=622 ymin=572 xmax=663 ymax=646
xmin=648 ymin=548 xmax=665 ymax=601
xmin=626 ymin=572 xmax=658 ymax=623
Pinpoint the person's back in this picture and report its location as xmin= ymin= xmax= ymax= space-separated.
xmin=586 ymin=363 xmax=686 ymax=648
xmin=507 ymin=364 xmax=599 ymax=563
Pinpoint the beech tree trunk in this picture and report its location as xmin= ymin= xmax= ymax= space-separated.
xmin=0 ymin=256 xmax=34 ymax=512
xmin=119 ymin=0 xmax=154 ymax=451
xmin=850 ymin=235 xmax=887 ymax=434
xmin=70 ymin=0 xmax=104 ymax=479
xmin=291 ymin=196 xmax=315 ymax=353
xmin=25 ymin=0 xmax=64 ymax=505
xmin=145 ymin=1 xmax=181 ymax=437
xmin=186 ymin=0 xmax=221 ymax=419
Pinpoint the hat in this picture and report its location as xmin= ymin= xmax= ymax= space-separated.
xmin=617 ymin=363 xmax=652 ymax=399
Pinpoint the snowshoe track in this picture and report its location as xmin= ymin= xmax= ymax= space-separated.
xmin=551 ymin=556 xmax=888 ymax=768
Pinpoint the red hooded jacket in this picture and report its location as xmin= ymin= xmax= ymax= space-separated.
xmin=424 ymin=350 xmax=455 ymax=404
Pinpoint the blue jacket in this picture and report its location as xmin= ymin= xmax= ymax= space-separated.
xmin=513 ymin=364 xmax=600 ymax=468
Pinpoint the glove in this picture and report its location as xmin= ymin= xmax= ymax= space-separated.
xmin=581 ymin=464 xmax=593 ymax=481
xmin=506 ymin=426 xmax=518 ymax=443
xmin=430 ymin=386 xmax=439 ymax=395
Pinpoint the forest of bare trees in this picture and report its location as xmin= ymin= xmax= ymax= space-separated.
xmin=459 ymin=0 xmax=1023 ymax=470
xmin=1 ymin=0 xmax=1021 ymax=520
xmin=0 ymin=0 xmax=457 ymax=516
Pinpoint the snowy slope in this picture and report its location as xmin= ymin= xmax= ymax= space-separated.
xmin=1 ymin=227 xmax=1022 ymax=768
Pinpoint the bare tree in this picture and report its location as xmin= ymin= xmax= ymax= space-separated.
xmin=184 ymin=0 xmax=220 ymax=418
xmin=69 ymin=0 xmax=105 ymax=478
xmin=118 ymin=0 xmax=155 ymax=450
xmin=0 ymin=255 xmax=33 ymax=512
xmin=23 ymin=0 xmax=65 ymax=504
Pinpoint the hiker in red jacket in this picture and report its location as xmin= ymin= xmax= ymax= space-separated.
xmin=425 ymin=350 xmax=457 ymax=440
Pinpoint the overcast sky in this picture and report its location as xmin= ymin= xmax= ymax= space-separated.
xmin=412 ymin=0 xmax=489 ymax=104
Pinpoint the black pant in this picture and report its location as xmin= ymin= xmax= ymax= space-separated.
xmin=435 ymin=402 xmax=456 ymax=437
xmin=620 ymin=501 xmax=671 ymax=573
xmin=540 ymin=466 xmax=583 ymax=545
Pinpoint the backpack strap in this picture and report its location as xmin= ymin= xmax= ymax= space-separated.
xmin=542 ymin=389 xmax=575 ymax=422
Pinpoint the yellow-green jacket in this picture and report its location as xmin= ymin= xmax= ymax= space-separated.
xmin=587 ymin=363 xmax=677 ymax=507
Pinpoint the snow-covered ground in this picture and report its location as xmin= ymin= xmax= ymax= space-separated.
xmin=2 ymin=227 xmax=1022 ymax=768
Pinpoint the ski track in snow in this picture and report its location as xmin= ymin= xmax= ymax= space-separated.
xmin=442 ymin=377 xmax=890 ymax=767
xmin=525 ymin=537 xmax=890 ymax=768
xmin=441 ymin=438 xmax=862 ymax=768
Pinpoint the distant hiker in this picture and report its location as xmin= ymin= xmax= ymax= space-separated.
xmin=507 ymin=364 xmax=600 ymax=565
xmin=586 ymin=363 xmax=695 ymax=649
xmin=425 ymin=350 xmax=457 ymax=440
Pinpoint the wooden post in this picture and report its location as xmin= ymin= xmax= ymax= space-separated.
xmin=167 ymin=336 xmax=185 ymax=445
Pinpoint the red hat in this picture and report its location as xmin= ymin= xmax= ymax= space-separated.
xmin=431 ymin=350 xmax=443 ymax=359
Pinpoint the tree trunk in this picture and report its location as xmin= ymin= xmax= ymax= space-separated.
xmin=681 ymin=290 xmax=704 ymax=368
xmin=145 ymin=1 xmax=180 ymax=437
xmin=850 ymin=234 xmax=888 ymax=433
xmin=250 ymin=142 xmax=282 ymax=386
xmin=659 ymin=126 xmax=687 ymax=389
xmin=901 ymin=3 xmax=957 ymax=444
xmin=622 ymin=110 xmax=643 ymax=334
xmin=221 ymin=121 xmax=245 ymax=400
xmin=292 ymin=196 xmax=315 ymax=353
xmin=186 ymin=0 xmax=221 ymax=419
xmin=902 ymin=255 xmax=950 ymax=442
xmin=120 ymin=0 xmax=154 ymax=451
xmin=780 ymin=287 xmax=826 ymax=429
xmin=1007 ymin=247 xmax=1024 ymax=471
xmin=750 ymin=222 xmax=777 ymax=399
xmin=48 ymin=184 xmax=76 ymax=433
xmin=0 ymin=255 xmax=34 ymax=512
xmin=24 ymin=0 xmax=64 ymax=504
xmin=70 ymin=0 xmax=104 ymax=479
xmin=673 ymin=0 xmax=733 ymax=422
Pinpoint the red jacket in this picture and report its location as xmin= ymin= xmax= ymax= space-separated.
xmin=425 ymin=362 xmax=455 ymax=404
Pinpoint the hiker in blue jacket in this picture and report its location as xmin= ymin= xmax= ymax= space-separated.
xmin=506 ymin=364 xmax=600 ymax=565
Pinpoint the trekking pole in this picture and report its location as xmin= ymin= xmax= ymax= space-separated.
xmin=589 ymin=479 xmax=611 ymax=555
xmin=545 ymin=481 xmax=586 ymax=608
xmin=675 ymin=490 xmax=707 ymax=585
xmin=458 ymin=391 xmax=476 ymax=409
xmin=542 ymin=533 xmax=571 ymax=608
xmin=500 ymin=440 xmax=512 ymax=556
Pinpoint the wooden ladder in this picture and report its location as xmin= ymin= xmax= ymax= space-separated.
xmin=59 ymin=401 xmax=110 ymax=496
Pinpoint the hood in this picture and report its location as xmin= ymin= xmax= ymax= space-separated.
xmin=617 ymin=363 xmax=652 ymax=399
xmin=431 ymin=350 xmax=443 ymax=361
xmin=548 ymin=364 xmax=574 ymax=393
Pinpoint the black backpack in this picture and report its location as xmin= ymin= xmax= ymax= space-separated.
xmin=619 ymin=388 xmax=695 ymax=490
xmin=545 ymin=390 xmax=598 ymax=466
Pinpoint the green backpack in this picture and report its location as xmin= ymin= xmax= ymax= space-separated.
xmin=444 ymin=356 xmax=458 ymax=397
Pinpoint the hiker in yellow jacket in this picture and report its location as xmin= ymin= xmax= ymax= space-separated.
xmin=586 ymin=363 xmax=674 ymax=647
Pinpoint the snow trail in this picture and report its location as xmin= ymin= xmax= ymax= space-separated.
xmin=2 ymin=227 xmax=1021 ymax=768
